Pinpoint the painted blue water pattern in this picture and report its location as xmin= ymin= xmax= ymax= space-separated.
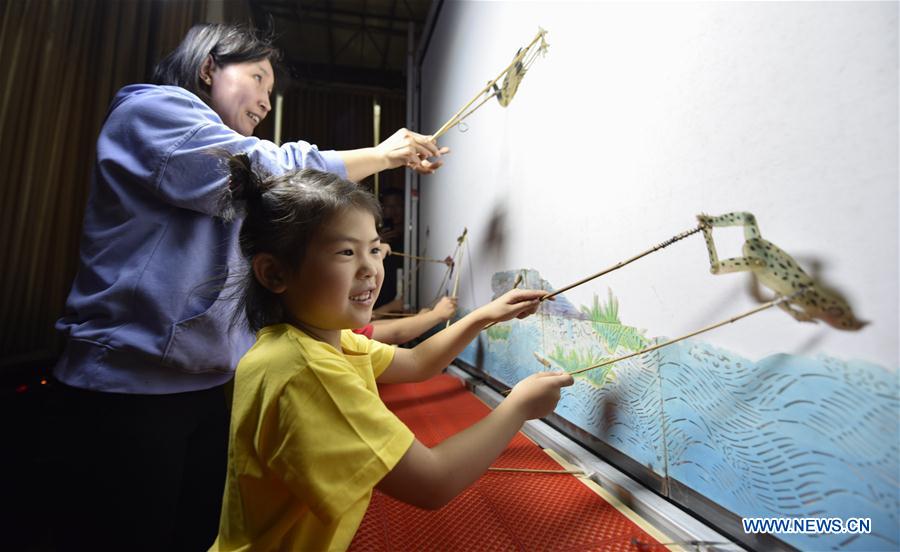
xmin=457 ymin=269 xmax=899 ymax=550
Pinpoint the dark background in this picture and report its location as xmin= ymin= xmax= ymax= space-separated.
xmin=0 ymin=0 xmax=434 ymax=547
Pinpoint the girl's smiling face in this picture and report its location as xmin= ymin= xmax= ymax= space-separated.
xmin=205 ymin=58 xmax=274 ymax=136
xmin=282 ymin=207 xmax=384 ymax=346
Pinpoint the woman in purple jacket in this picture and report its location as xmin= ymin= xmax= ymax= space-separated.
xmin=48 ymin=23 xmax=447 ymax=551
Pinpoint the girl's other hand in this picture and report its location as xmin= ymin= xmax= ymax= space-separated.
xmin=432 ymin=296 xmax=458 ymax=321
xmin=505 ymin=372 xmax=574 ymax=420
xmin=477 ymin=289 xmax=546 ymax=324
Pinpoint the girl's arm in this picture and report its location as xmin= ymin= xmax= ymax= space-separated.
xmin=375 ymin=371 xmax=574 ymax=509
xmin=370 ymin=311 xmax=442 ymax=345
xmin=338 ymin=128 xmax=449 ymax=181
xmin=370 ymin=297 xmax=457 ymax=345
xmin=377 ymin=289 xmax=544 ymax=384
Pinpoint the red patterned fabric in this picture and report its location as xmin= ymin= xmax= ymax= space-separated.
xmin=350 ymin=375 xmax=668 ymax=551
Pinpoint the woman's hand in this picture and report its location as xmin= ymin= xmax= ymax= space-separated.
xmin=475 ymin=289 xmax=546 ymax=325
xmin=375 ymin=128 xmax=450 ymax=174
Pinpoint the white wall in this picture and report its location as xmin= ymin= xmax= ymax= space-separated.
xmin=418 ymin=1 xmax=898 ymax=369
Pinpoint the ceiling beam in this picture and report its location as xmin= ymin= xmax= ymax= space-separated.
xmin=256 ymin=0 xmax=420 ymax=25
xmin=381 ymin=0 xmax=399 ymax=70
xmin=285 ymin=14 xmax=408 ymax=37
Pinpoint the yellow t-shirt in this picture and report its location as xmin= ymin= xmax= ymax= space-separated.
xmin=210 ymin=324 xmax=415 ymax=552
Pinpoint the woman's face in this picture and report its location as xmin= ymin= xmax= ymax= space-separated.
xmin=206 ymin=58 xmax=274 ymax=136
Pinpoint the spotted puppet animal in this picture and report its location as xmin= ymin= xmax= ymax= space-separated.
xmin=697 ymin=212 xmax=866 ymax=330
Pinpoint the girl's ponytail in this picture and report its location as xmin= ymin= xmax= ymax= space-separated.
xmin=227 ymin=153 xmax=265 ymax=203
xmin=216 ymin=150 xmax=268 ymax=221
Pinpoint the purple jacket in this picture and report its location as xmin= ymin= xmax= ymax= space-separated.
xmin=54 ymin=84 xmax=346 ymax=394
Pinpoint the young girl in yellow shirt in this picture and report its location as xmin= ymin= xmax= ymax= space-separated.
xmin=210 ymin=154 xmax=574 ymax=551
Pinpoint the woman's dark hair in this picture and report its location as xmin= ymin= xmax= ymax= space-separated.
xmin=221 ymin=153 xmax=382 ymax=331
xmin=152 ymin=23 xmax=281 ymax=103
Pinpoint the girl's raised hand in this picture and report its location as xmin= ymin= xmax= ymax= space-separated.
xmin=505 ymin=371 xmax=574 ymax=420
xmin=477 ymin=289 xmax=547 ymax=325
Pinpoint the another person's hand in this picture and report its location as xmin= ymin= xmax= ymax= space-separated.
xmin=432 ymin=296 xmax=458 ymax=321
xmin=505 ymin=372 xmax=574 ymax=420
xmin=475 ymin=289 xmax=545 ymax=325
xmin=380 ymin=241 xmax=393 ymax=259
xmin=375 ymin=128 xmax=450 ymax=174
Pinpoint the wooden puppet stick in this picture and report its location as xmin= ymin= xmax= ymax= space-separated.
xmin=513 ymin=272 xmax=524 ymax=289
xmin=501 ymin=292 xmax=801 ymax=396
xmin=432 ymin=29 xmax=548 ymax=140
xmin=487 ymin=467 xmax=583 ymax=475
xmin=429 ymin=234 xmax=466 ymax=308
xmin=541 ymin=225 xmax=704 ymax=302
xmin=444 ymin=92 xmax=496 ymax=133
xmin=483 ymin=273 xmax=525 ymax=331
xmin=431 ymin=257 xmax=456 ymax=307
xmin=450 ymin=231 xmax=468 ymax=298
xmin=389 ymin=250 xmax=453 ymax=265
xmin=501 ymin=351 xmax=552 ymax=395
xmin=567 ymin=293 xmax=799 ymax=376
xmin=445 ymin=229 xmax=468 ymax=328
